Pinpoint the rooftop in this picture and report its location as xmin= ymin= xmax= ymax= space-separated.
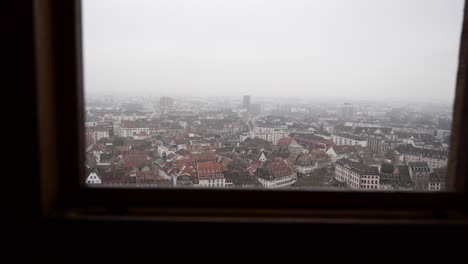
xmin=409 ymin=162 xmax=430 ymax=171
xmin=197 ymin=162 xmax=224 ymax=173
xmin=336 ymin=158 xmax=379 ymax=175
xmin=333 ymin=132 xmax=365 ymax=141
xmin=395 ymin=145 xmax=448 ymax=159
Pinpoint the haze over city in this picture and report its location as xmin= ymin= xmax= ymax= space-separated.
xmin=83 ymin=0 xmax=463 ymax=104
xmin=83 ymin=1 xmax=458 ymax=191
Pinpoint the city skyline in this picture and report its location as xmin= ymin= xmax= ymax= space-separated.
xmin=85 ymin=93 xmax=456 ymax=109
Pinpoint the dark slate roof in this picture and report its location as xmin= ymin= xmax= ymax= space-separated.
xmin=409 ymin=162 xmax=430 ymax=172
xmin=429 ymin=167 xmax=447 ymax=183
xmin=429 ymin=172 xmax=441 ymax=183
xmin=333 ymin=125 xmax=354 ymax=133
xmin=354 ymin=127 xmax=393 ymax=135
xmin=332 ymin=145 xmax=358 ymax=155
xmin=380 ymin=163 xmax=395 ymax=174
xmin=333 ymin=132 xmax=365 ymax=141
xmin=395 ymin=144 xmax=448 ymax=159
xmin=379 ymin=172 xmax=394 ymax=185
xmin=394 ymin=165 xmax=413 ymax=188
xmin=177 ymin=174 xmax=194 ymax=185
xmin=241 ymin=137 xmax=273 ymax=151
xmin=256 ymin=167 xmax=274 ymax=180
xmin=336 ymin=158 xmax=379 ymax=175
xmin=224 ymin=170 xmax=260 ymax=187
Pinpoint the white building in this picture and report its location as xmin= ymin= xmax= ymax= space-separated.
xmin=338 ymin=103 xmax=355 ymax=120
xmin=256 ymin=160 xmax=296 ymax=189
xmin=332 ymin=133 xmax=367 ymax=147
xmin=120 ymin=112 xmax=149 ymax=121
xmin=253 ymin=125 xmax=289 ymax=145
xmin=119 ymin=126 xmax=150 ymax=138
xmin=395 ymin=145 xmax=448 ymax=170
xmin=240 ymin=131 xmax=254 ymax=142
xmin=259 ymin=152 xmax=267 ymax=163
xmin=294 ymin=151 xmax=330 ymax=176
xmin=428 ymin=181 xmax=441 ymax=191
xmin=257 ymin=175 xmax=296 ymax=188
xmin=85 ymin=117 xmax=100 ymax=127
xmin=196 ymin=162 xmax=226 ymax=188
xmin=335 ymin=158 xmax=380 ymax=190
xmin=197 ymin=177 xmax=226 ymax=188
xmin=86 ymin=172 xmax=102 ymax=184
xmin=326 ymin=147 xmax=345 ymax=162
xmin=85 ymin=126 xmax=110 ymax=143
xmin=117 ymin=120 xmax=158 ymax=138
xmin=157 ymin=146 xmax=170 ymax=158
xmin=133 ymin=131 xmax=151 ymax=140
xmin=344 ymin=122 xmax=381 ymax=128
xmin=223 ymin=123 xmax=242 ymax=135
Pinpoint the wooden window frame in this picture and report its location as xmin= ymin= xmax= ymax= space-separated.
xmin=36 ymin=0 xmax=468 ymax=221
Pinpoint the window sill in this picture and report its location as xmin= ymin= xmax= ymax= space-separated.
xmin=55 ymin=207 xmax=468 ymax=226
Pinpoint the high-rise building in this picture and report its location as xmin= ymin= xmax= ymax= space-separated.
xmin=339 ymin=103 xmax=355 ymax=120
xmin=160 ymin=96 xmax=174 ymax=109
xmin=434 ymin=115 xmax=451 ymax=130
xmin=243 ymin=95 xmax=251 ymax=110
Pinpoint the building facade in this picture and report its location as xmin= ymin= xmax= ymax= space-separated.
xmin=408 ymin=162 xmax=430 ymax=191
xmin=395 ymin=145 xmax=448 ymax=170
xmin=339 ymin=103 xmax=355 ymax=120
xmin=332 ymin=133 xmax=367 ymax=147
xmin=253 ymin=125 xmax=289 ymax=145
xmin=196 ymin=162 xmax=226 ymax=188
xmin=334 ymin=158 xmax=380 ymax=190
xmin=86 ymin=128 xmax=110 ymax=142
xmin=295 ymin=151 xmax=330 ymax=177
xmin=86 ymin=172 xmax=102 ymax=184
xmin=256 ymin=160 xmax=296 ymax=188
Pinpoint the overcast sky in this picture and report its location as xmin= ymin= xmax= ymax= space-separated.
xmin=83 ymin=0 xmax=464 ymax=103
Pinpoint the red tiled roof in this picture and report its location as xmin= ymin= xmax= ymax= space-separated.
xmin=197 ymin=162 xmax=223 ymax=172
xmin=123 ymin=154 xmax=151 ymax=168
xmin=277 ymin=137 xmax=293 ymax=146
xmin=184 ymin=152 xmax=217 ymax=164
xmin=266 ymin=160 xmax=292 ymax=178
xmin=179 ymin=165 xmax=196 ymax=177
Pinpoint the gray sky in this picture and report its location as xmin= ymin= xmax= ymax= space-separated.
xmin=83 ymin=0 xmax=464 ymax=103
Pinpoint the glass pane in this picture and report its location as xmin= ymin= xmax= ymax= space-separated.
xmin=82 ymin=0 xmax=463 ymax=191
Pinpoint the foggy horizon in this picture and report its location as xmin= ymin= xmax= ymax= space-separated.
xmin=85 ymin=92 xmax=455 ymax=109
xmin=83 ymin=0 xmax=464 ymax=104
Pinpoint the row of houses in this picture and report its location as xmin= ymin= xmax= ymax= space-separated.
xmin=395 ymin=145 xmax=448 ymax=169
xmin=334 ymin=158 xmax=445 ymax=191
